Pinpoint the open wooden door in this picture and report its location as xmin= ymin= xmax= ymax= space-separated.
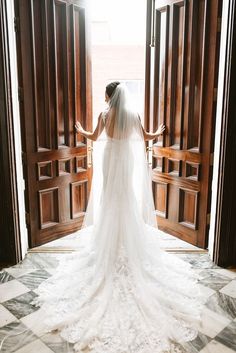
xmin=0 ymin=0 xmax=22 ymax=265
xmin=14 ymin=0 xmax=92 ymax=247
xmin=145 ymin=0 xmax=222 ymax=248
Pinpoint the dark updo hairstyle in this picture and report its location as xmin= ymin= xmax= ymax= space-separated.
xmin=105 ymin=81 xmax=120 ymax=98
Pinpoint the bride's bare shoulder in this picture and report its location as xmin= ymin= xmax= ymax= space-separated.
xmin=99 ymin=110 xmax=107 ymax=121
xmin=101 ymin=109 xmax=112 ymax=120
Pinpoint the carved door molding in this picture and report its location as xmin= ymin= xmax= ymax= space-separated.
xmin=14 ymin=0 xmax=92 ymax=246
xmin=145 ymin=0 xmax=222 ymax=247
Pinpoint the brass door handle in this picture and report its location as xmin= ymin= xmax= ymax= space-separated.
xmin=146 ymin=146 xmax=153 ymax=167
xmin=87 ymin=145 xmax=93 ymax=168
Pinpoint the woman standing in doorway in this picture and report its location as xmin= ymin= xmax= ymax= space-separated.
xmin=3 ymin=82 xmax=205 ymax=353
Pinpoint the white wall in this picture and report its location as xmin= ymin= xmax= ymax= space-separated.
xmin=6 ymin=0 xmax=28 ymax=258
xmin=208 ymin=0 xmax=230 ymax=258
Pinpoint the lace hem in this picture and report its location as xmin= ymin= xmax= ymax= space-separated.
xmin=32 ymin=234 xmax=205 ymax=353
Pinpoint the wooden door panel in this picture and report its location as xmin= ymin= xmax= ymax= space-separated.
xmin=147 ymin=0 xmax=221 ymax=247
xmin=153 ymin=5 xmax=169 ymax=149
xmin=54 ymin=1 xmax=69 ymax=148
xmin=15 ymin=0 xmax=92 ymax=247
xmin=153 ymin=182 xmax=168 ymax=218
xmin=39 ymin=187 xmax=59 ymax=228
xmin=70 ymin=180 xmax=88 ymax=219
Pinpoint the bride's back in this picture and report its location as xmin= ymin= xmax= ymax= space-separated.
xmin=104 ymin=108 xmax=116 ymax=139
xmin=104 ymin=107 xmax=141 ymax=141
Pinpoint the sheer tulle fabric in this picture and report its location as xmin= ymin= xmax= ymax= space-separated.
xmin=1 ymin=84 xmax=206 ymax=352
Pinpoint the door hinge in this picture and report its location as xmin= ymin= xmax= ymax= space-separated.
xmin=210 ymin=152 xmax=214 ymax=166
xmin=217 ymin=17 xmax=222 ymax=32
xmin=25 ymin=212 xmax=30 ymax=226
xmin=213 ymin=88 xmax=218 ymax=102
xmin=18 ymin=87 xmax=24 ymax=101
xmin=14 ymin=16 xmax=20 ymax=33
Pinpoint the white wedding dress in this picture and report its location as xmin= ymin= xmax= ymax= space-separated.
xmin=6 ymin=85 xmax=206 ymax=353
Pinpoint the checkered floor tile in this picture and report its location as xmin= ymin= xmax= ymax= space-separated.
xmin=0 ymin=252 xmax=235 ymax=352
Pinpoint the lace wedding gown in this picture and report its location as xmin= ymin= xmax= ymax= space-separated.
xmin=31 ymin=85 xmax=205 ymax=353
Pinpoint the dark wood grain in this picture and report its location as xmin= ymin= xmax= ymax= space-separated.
xmin=14 ymin=0 xmax=92 ymax=247
xmin=146 ymin=0 xmax=222 ymax=248
xmin=0 ymin=0 xmax=21 ymax=265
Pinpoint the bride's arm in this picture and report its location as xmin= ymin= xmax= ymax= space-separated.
xmin=75 ymin=113 xmax=104 ymax=141
xmin=142 ymin=124 xmax=165 ymax=140
xmin=139 ymin=117 xmax=165 ymax=141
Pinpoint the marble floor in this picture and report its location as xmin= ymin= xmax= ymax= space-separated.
xmin=29 ymin=227 xmax=203 ymax=253
xmin=0 ymin=233 xmax=236 ymax=352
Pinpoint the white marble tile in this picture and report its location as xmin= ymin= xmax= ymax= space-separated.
xmin=198 ymin=283 xmax=216 ymax=299
xmin=7 ymin=257 xmax=38 ymax=270
xmin=216 ymin=321 xmax=236 ymax=351
xmin=20 ymin=310 xmax=48 ymax=337
xmin=6 ymin=268 xmax=35 ymax=279
xmin=193 ymin=269 xmax=205 ymax=276
xmin=0 ymin=304 xmax=17 ymax=327
xmin=198 ymin=308 xmax=231 ymax=338
xmin=0 ymin=280 xmax=29 ymax=303
xmin=42 ymin=268 xmax=55 ymax=276
xmin=213 ymin=269 xmax=236 ymax=280
xmin=41 ymin=332 xmax=74 ymax=352
xmin=14 ymin=339 xmax=54 ymax=353
xmin=39 ymin=227 xmax=200 ymax=251
xmin=206 ymin=291 xmax=236 ymax=320
xmin=199 ymin=339 xmax=236 ymax=353
xmin=220 ymin=280 xmax=236 ymax=299
xmin=26 ymin=253 xmax=59 ymax=269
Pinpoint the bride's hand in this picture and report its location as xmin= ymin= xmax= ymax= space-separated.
xmin=75 ymin=121 xmax=84 ymax=134
xmin=156 ymin=123 xmax=166 ymax=136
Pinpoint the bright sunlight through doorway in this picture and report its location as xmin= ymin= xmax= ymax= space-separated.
xmin=90 ymin=0 xmax=147 ymax=126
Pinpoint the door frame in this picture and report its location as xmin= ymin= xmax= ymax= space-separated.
xmin=212 ymin=0 xmax=236 ymax=267
xmin=0 ymin=0 xmax=22 ymax=266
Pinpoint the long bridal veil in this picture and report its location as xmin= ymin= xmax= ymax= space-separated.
xmin=82 ymin=83 xmax=157 ymax=276
xmin=1 ymin=84 xmax=207 ymax=353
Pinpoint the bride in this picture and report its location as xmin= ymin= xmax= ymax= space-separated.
xmin=2 ymin=82 xmax=205 ymax=353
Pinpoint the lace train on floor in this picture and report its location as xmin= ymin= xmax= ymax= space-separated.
xmin=32 ymin=225 xmax=206 ymax=353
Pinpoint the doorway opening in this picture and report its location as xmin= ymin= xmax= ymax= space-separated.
xmin=90 ymin=0 xmax=146 ymax=125
xmin=88 ymin=0 xmax=202 ymax=253
xmin=4 ymin=0 xmax=234 ymax=266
